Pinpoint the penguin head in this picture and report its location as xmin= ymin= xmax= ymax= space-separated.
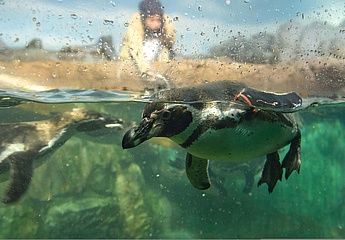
xmin=62 ymin=108 xmax=123 ymax=132
xmin=122 ymin=102 xmax=193 ymax=149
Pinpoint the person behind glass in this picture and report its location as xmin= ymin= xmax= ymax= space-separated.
xmin=119 ymin=0 xmax=176 ymax=83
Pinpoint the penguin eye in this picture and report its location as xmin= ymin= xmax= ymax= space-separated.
xmin=162 ymin=111 xmax=171 ymax=120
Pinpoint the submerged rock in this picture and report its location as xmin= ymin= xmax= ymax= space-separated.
xmin=43 ymin=197 xmax=120 ymax=238
xmin=115 ymin=163 xmax=152 ymax=238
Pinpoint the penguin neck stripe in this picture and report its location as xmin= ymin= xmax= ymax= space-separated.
xmin=180 ymin=114 xmax=239 ymax=148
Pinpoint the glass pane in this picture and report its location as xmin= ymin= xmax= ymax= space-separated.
xmin=0 ymin=0 xmax=344 ymax=238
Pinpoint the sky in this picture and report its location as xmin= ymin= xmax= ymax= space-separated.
xmin=0 ymin=0 xmax=344 ymax=55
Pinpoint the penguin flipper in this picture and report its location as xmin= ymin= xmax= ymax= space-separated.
xmin=257 ymin=152 xmax=283 ymax=193
xmin=2 ymin=152 xmax=34 ymax=204
xmin=282 ymin=130 xmax=301 ymax=179
xmin=185 ymin=153 xmax=211 ymax=190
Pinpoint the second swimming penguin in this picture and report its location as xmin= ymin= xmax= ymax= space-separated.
xmin=0 ymin=108 xmax=123 ymax=204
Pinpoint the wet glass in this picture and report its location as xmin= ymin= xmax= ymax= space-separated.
xmin=0 ymin=0 xmax=344 ymax=238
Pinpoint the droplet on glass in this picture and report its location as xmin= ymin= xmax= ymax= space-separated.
xmin=70 ymin=13 xmax=78 ymax=19
xmin=198 ymin=5 xmax=202 ymax=11
xmin=103 ymin=19 xmax=114 ymax=25
xmin=36 ymin=22 xmax=41 ymax=27
xmin=173 ymin=16 xmax=179 ymax=21
xmin=123 ymin=22 xmax=129 ymax=27
xmin=200 ymin=31 xmax=206 ymax=36
xmin=32 ymin=17 xmax=36 ymax=22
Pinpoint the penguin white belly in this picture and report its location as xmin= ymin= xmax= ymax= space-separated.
xmin=183 ymin=119 xmax=298 ymax=162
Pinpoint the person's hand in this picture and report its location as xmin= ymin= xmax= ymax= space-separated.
xmin=141 ymin=70 xmax=156 ymax=81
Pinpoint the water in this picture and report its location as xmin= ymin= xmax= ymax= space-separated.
xmin=0 ymin=88 xmax=344 ymax=238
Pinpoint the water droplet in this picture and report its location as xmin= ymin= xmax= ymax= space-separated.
xmin=103 ymin=19 xmax=114 ymax=25
xmin=198 ymin=5 xmax=202 ymax=11
xmin=36 ymin=22 xmax=41 ymax=27
xmin=70 ymin=13 xmax=78 ymax=19
xmin=123 ymin=22 xmax=129 ymax=27
xmin=173 ymin=16 xmax=179 ymax=21
xmin=200 ymin=31 xmax=206 ymax=36
xmin=55 ymin=62 xmax=61 ymax=67
xmin=52 ymin=72 xmax=57 ymax=78
xmin=226 ymin=0 xmax=231 ymax=5
xmin=88 ymin=20 xmax=93 ymax=26
xmin=244 ymin=0 xmax=250 ymax=3
xmin=32 ymin=17 xmax=36 ymax=22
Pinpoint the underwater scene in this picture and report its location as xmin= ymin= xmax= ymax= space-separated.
xmin=1 ymin=0 xmax=345 ymax=238
xmin=0 ymin=89 xmax=343 ymax=239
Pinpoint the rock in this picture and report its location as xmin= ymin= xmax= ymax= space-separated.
xmin=115 ymin=163 xmax=152 ymax=238
xmin=43 ymin=197 xmax=120 ymax=238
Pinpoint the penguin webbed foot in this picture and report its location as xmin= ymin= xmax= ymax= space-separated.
xmin=2 ymin=153 xmax=34 ymax=204
xmin=282 ymin=131 xmax=301 ymax=179
xmin=257 ymin=152 xmax=282 ymax=193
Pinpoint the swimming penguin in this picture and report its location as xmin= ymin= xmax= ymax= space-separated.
xmin=0 ymin=108 xmax=123 ymax=204
xmin=122 ymin=80 xmax=302 ymax=193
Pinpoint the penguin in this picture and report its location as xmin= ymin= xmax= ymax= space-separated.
xmin=122 ymin=80 xmax=302 ymax=193
xmin=0 ymin=108 xmax=123 ymax=204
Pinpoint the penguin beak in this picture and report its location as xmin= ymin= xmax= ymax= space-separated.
xmin=122 ymin=117 xmax=163 ymax=149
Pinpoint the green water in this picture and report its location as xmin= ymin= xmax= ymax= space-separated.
xmin=0 ymin=92 xmax=344 ymax=238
